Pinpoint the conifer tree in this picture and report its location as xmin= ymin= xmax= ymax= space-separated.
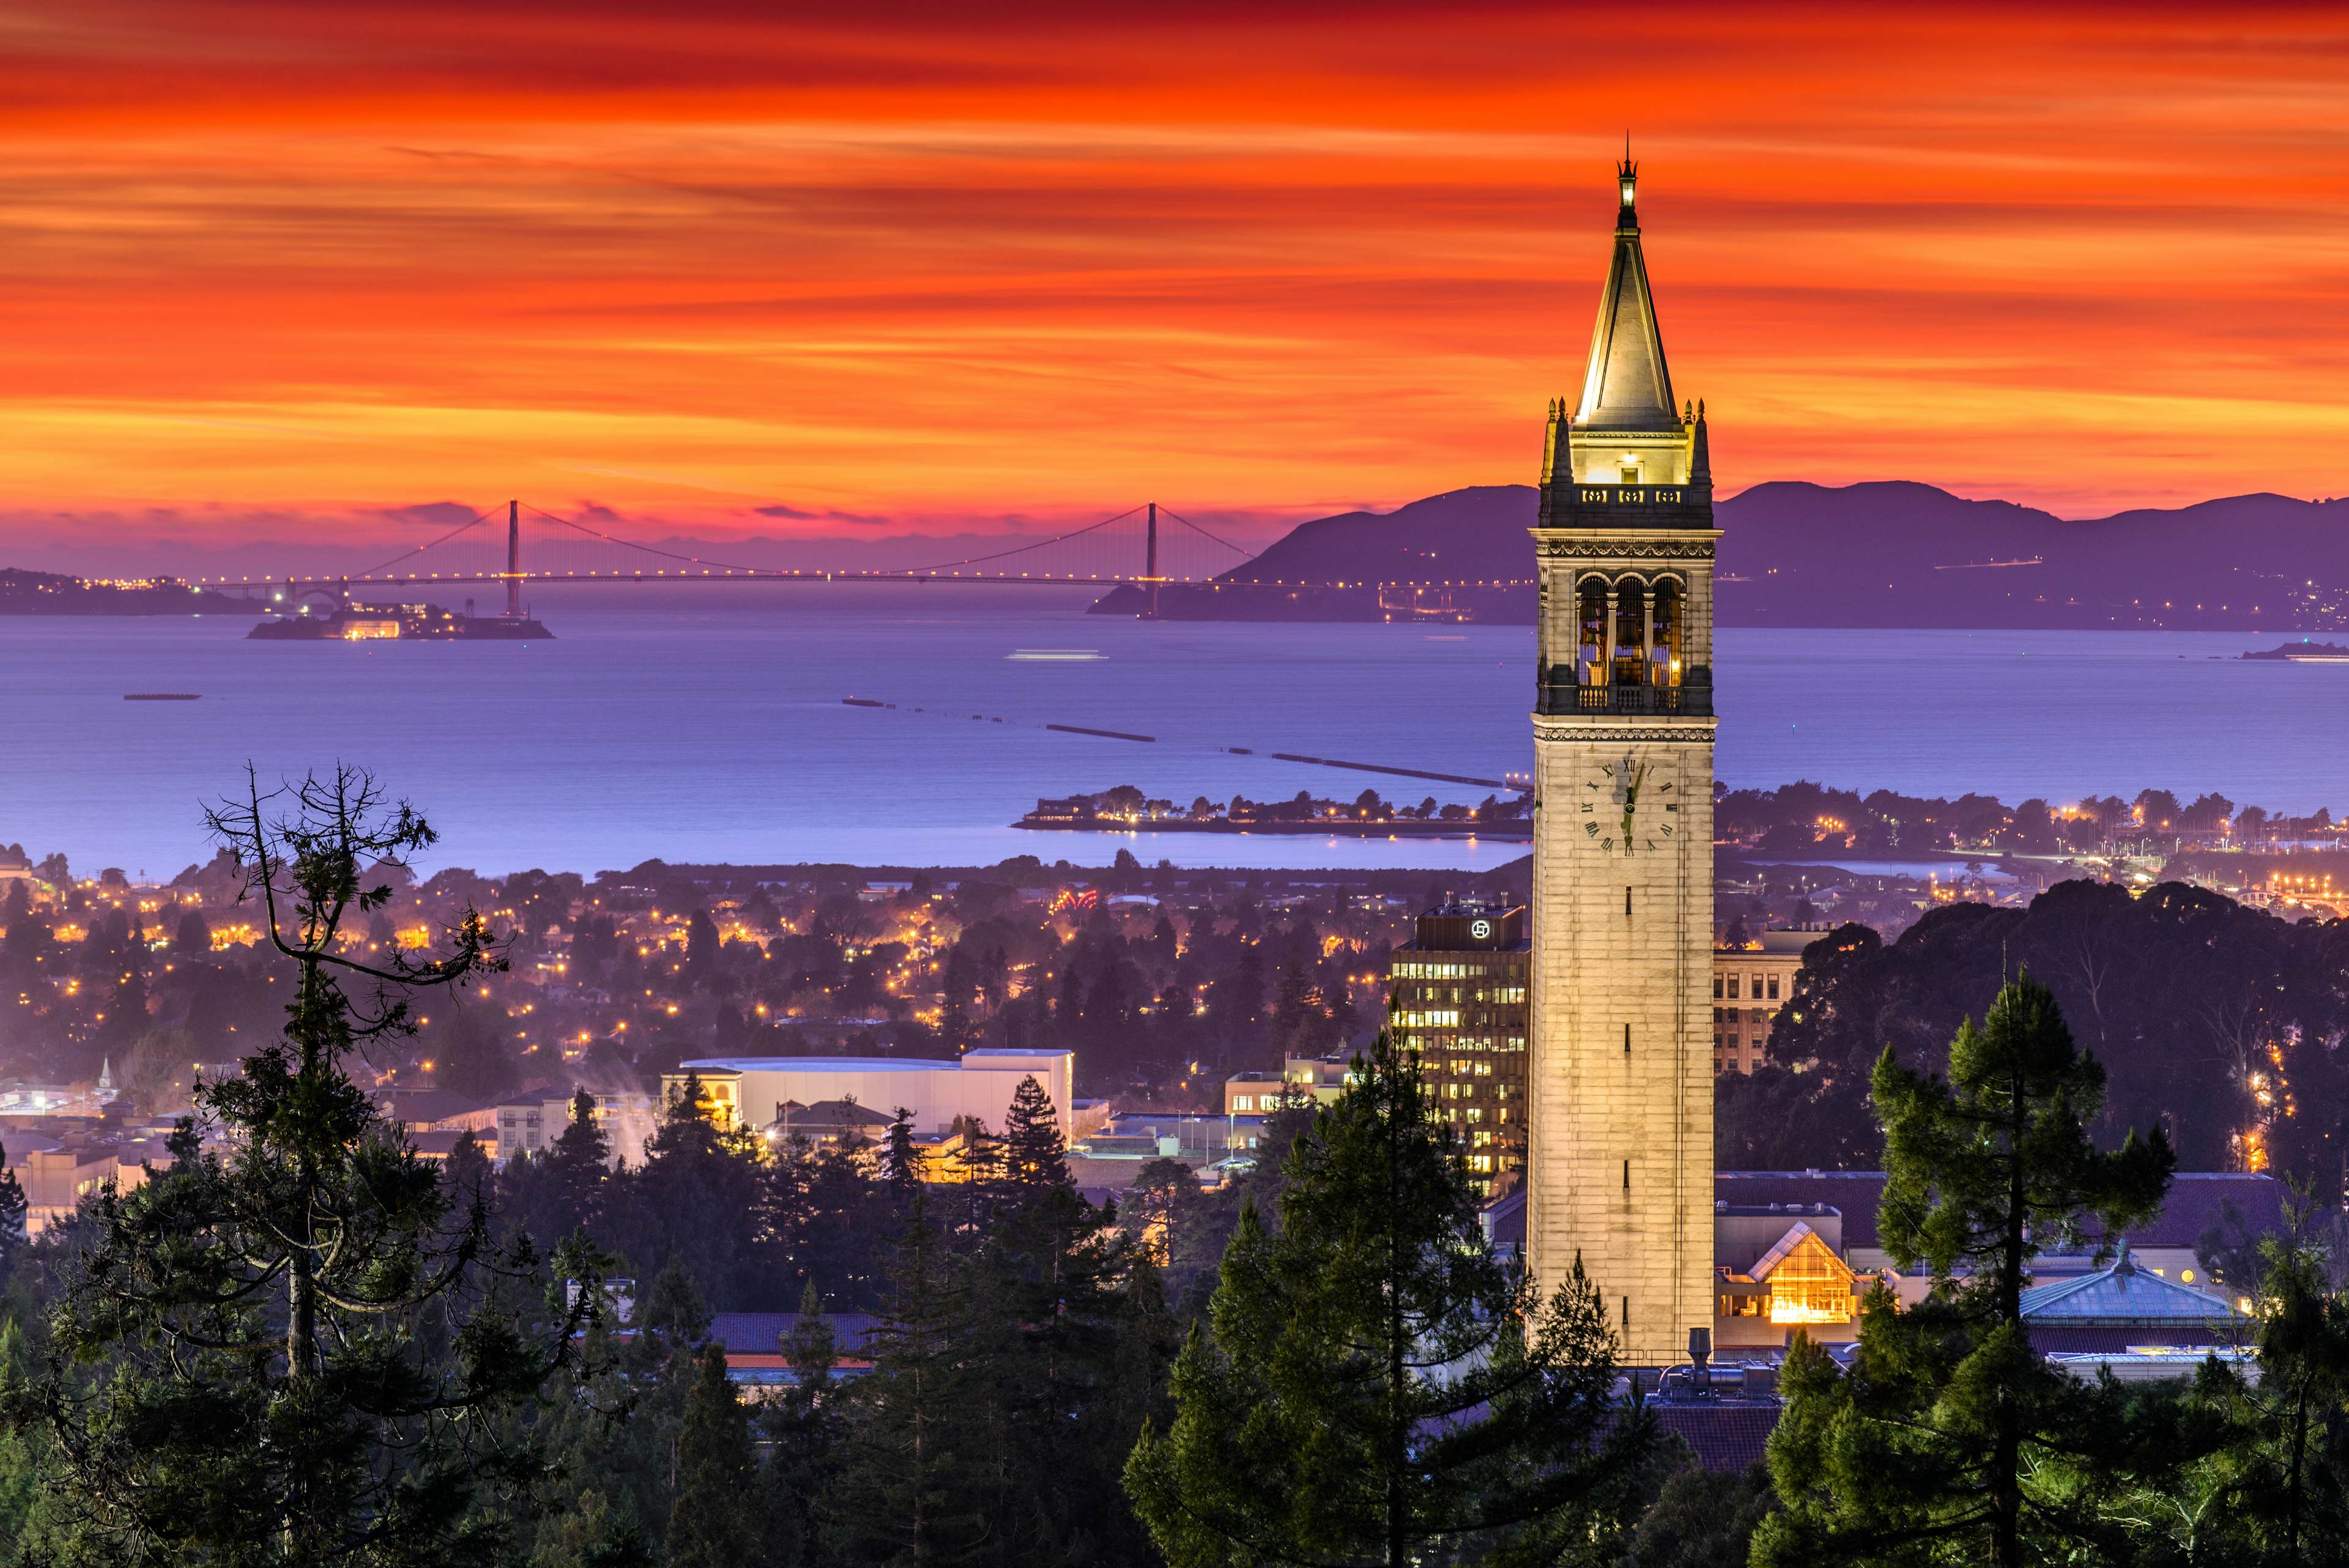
xmin=530 ymin=1488 xmax=654 ymax=1568
xmin=1126 ymin=1029 xmax=1655 ymax=1568
xmin=1757 ymin=972 xmax=2176 ymax=1568
xmin=0 ymin=767 xmax=604 ymax=1565
xmin=970 ymin=1073 xmax=1152 ymax=1563
xmin=544 ymin=1088 xmax=614 ymax=1224
xmin=880 ymin=1106 xmax=926 ymax=1208
xmin=666 ymin=1342 xmax=767 ymax=1568
xmin=767 ymin=1279 xmax=846 ymax=1568
xmin=0 ymin=1140 xmax=26 ymax=1285
xmin=827 ymin=1186 xmax=992 ymax=1565
xmin=1002 ymin=1073 xmax=1071 ymax=1189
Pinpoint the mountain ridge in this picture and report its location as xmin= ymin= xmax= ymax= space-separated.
xmin=1092 ymin=481 xmax=2349 ymax=630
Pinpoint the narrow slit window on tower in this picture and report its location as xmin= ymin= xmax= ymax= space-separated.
xmin=1622 ymin=1159 xmax=1630 ymax=1190
xmin=1625 ymin=887 xmax=1633 ymax=917
xmin=1624 ymin=1023 xmax=1631 ymax=1054
xmin=1621 ymin=1296 xmax=1631 ymax=1333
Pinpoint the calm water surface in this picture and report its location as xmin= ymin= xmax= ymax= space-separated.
xmin=2 ymin=585 xmax=2341 ymax=877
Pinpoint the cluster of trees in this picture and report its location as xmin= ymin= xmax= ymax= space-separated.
xmin=1718 ymin=781 xmax=2340 ymax=857
xmin=1760 ymin=972 xmax=2349 ymax=1567
xmin=1724 ymin=880 xmax=2349 ymax=1177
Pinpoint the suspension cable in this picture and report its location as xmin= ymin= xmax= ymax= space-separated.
xmin=896 ymin=506 xmax=1145 ymax=574
xmin=352 ymin=505 xmax=503 ymax=579
xmin=1152 ymin=505 xmax=1255 ymax=558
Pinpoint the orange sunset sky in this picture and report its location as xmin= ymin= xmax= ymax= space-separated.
xmin=3 ymin=1 xmax=2346 ymax=557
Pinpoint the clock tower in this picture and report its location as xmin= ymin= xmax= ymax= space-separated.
xmin=1526 ymin=157 xmax=1716 ymax=1366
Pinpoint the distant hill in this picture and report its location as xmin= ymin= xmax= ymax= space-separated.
xmin=1092 ymin=483 xmax=2349 ymax=630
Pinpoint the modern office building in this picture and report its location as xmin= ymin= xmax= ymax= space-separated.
xmin=1388 ymin=901 xmax=1530 ymax=1193
xmin=1526 ymin=157 xmax=1719 ymax=1364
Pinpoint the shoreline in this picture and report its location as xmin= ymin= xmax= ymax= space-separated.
xmin=1013 ymin=818 xmax=1529 ymax=841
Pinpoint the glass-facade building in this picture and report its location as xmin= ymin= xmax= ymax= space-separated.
xmin=1387 ymin=902 xmax=1530 ymax=1194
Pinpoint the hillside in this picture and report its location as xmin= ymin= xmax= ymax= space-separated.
xmin=1092 ymin=483 xmax=2349 ymax=630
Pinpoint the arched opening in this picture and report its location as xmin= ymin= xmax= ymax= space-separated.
xmin=1612 ymin=575 xmax=1648 ymax=687
xmin=1650 ymin=577 xmax=1682 ymax=688
xmin=1576 ymin=579 xmax=1608 ymax=685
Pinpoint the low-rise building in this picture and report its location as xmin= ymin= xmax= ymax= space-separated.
xmin=1223 ymin=1056 xmax=1353 ymax=1116
xmin=1711 ymin=928 xmax=1820 ymax=1074
xmin=667 ymin=1048 xmax=1074 ymax=1142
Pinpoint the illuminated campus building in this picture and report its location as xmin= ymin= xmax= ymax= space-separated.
xmin=1524 ymin=158 xmax=1718 ymax=1364
xmin=1387 ymin=901 xmax=1529 ymax=1194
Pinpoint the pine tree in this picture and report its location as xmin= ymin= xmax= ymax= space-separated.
xmin=1757 ymin=972 xmax=2176 ymax=1568
xmin=547 ymin=1089 xmax=614 ymax=1216
xmin=1126 ymin=1029 xmax=1657 ymax=1568
xmin=2227 ymin=1235 xmax=2349 ymax=1562
xmin=1001 ymin=1074 xmax=1071 ymax=1189
xmin=530 ymin=1488 xmax=655 ymax=1568
xmin=665 ymin=1342 xmax=767 ymax=1568
xmin=637 ymin=1071 xmax=766 ymax=1306
xmin=827 ymin=1186 xmax=992 ymax=1566
xmin=880 ymin=1106 xmax=926 ymax=1208
xmin=0 ymin=767 xmax=604 ymax=1565
xmin=0 ymin=1139 xmax=26 ymax=1286
xmin=767 ymin=1279 xmax=846 ymax=1568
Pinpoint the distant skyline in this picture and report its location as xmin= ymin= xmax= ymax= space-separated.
xmin=2 ymin=2 xmax=2346 ymax=558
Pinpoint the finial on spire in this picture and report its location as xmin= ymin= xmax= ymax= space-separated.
xmin=1617 ymin=135 xmax=1638 ymax=216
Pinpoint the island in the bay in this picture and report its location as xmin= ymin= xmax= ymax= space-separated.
xmin=2241 ymin=640 xmax=2349 ymax=660
xmin=1015 ymin=783 xmax=1531 ymax=840
xmin=247 ymin=599 xmax=554 ymax=641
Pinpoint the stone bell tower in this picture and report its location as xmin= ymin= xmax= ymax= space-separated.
xmin=1525 ymin=157 xmax=1718 ymax=1366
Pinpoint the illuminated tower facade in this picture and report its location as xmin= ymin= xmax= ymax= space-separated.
xmin=1526 ymin=158 xmax=1717 ymax=1366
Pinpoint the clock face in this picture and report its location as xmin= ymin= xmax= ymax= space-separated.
xmin=1579 ymin=749 xmax=1680 ymax=856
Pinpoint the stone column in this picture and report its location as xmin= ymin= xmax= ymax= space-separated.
xmin=1602 ymin=583 xmax=1618 ymax=689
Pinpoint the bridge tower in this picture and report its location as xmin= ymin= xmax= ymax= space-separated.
xmin=1143 ymin=502 xmax=1161 ymax=619
xmin=505 ymin=500 xmax=523 ymax=618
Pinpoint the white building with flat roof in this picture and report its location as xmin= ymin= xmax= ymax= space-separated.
xmin=666 ymin=1049 xmax=1075 ymax=1141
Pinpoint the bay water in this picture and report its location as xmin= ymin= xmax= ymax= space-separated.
xmin=2 ymin=584 xmax=2341 ymax=878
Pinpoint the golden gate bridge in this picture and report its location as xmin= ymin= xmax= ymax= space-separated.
xmin=184 ymin=500 xmax=1534 ymax=618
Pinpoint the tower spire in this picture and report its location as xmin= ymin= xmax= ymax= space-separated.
xmin=1576 ymin=155 xmax=1676 ymax=432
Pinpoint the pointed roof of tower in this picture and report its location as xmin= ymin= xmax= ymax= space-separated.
xmin=1573 ymin=154 xmax=1679 ymax=433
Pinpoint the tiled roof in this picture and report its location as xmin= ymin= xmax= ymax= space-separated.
xmin=1652 ymin=1403 xmax=1779 ymax=1473
xmin=2018 ymin=1256 xmax=2248 ymax=1326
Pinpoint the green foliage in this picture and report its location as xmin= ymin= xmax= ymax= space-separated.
xmin=828 ymin=1069 xmax=1168 ymax=1568
xmin=666 ymin=1343 xmax=768 ymax=1568
xmin=1001 ymin=1073 xmax=1071 ymax=1189
xmin=1617 ymin=1459 xmax=1776 ymax=1568
xmin=826 ymin=1185 xmax=993 ymax=1566
xmin=1126 ymin=1030 xmax=1655 ymax=1568
xmin=1730 ymin=881 xmax=2347 ymax=1172
xmin=1757 ymin=972 xmax=2178 ymax=1568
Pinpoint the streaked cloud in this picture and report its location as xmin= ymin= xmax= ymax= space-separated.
xmin=0 ymin=0 xmax=2342 ymax=552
